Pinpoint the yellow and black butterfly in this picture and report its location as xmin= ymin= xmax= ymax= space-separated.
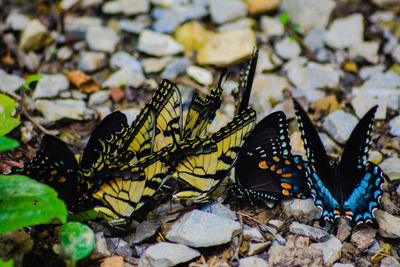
xmin=171 ymin=108 xmax=257 ymax=202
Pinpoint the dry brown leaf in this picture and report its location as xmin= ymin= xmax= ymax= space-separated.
xmin=67 ymin=70 xmax=99 ymax=93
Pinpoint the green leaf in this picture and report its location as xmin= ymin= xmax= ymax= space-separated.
xmin=0 ymin=136 xmax=19 ymax=152
xmin=0 ymin=258 xmax=14 ymax=267
xmin=0 ymin=175 xmax=67 ymax=234
xmin=279 ymin=12 xmax=290 ymax=24
xmin=23 ymin=75 xmax=42 ymax=91
xmin=60 ymin=222 xmax=95 ymax=266
xmin=292 ymin=23 xmax=301 ymax=32
xmin=0 ymin=94 xmax=20 ymax=136
xmin=68 ymin=209 xmax=103 ymax=222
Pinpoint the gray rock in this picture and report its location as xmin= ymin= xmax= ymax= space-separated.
xmin=350 ymin=228 xmax=376 ymax=251
xmin=110 ymin=52 xmax=142 ymax=73
xmin=281 ymin=0 xmax=336 ymax=34
xmin=349 ymin=41 xmax=380 ymax=64
xmin=90 ymin=232 xmax=110 ymax=260
xmin=239 ymin=256 xmax=269 ymax=267
xmin=103 ymin=68 xmax=145 ymax=88
xmin=243 ymin=226 xmax=265 ymax=242
xmin=289 ymin=222 xmax=329 ymax=241
xmin=79 ymin=51 xmax=107 ymax=72
xmin=186 ymin=65 xmax=213 ymax=85
xmin=351 ymin=94 xmax=387 ymax=120
xmin=319 ymin=132 xmax=338 ymax=153
xmin=333 ymin=263 xmax=355 ymax=267
xmin=261 ymin=16 xmax=284 ymax=37
xmin=152 ymin=3 xmax=208 ymax=33
xmin=138 ymin=30 xmax=184 ymax=56
xmin=102 ymin=0 xmax=149 ymax=15
xmin=165 ymin=209 xmax=241 ymax=247
xmin=106 ymin=238 xmax=133 ymax=257
xmin=368 ymin=150 xmax=383 ymax=165
xmin=255 ymin=49 xmax=275 ymax=72
xmin=375 ymin=210 xmax=400 ymax=238
xmin=379 ymin=157 xmax=400 ymax=181
xmin=304 ymin=28 xmax=326 ymax=52
xmin=86 ymin=26 xmax=119 ymax=53
xmin=274 ymin=37 xmax=301 ymax=60
xmin=57 ymin=46 xmax=73 ymax=61
xmin=64 ymin=16 xmax=102 ymax=34
xmin=21 ymin=51 xmax=41 ymax=72
xmin=381 ymin=192 xmax=400 ymax=215
xmin=161 ymin=57 xmax=191 ymax=79
xmin=201 ymin=202 xmax=237 ymax=221
xmin=380 ymin=256 xmax=400 ymax=267
xmin=88 ymin=91 xmax=110 ymax=106
xmin=19 ymin=19 xmax=54 ymax=51
xmin=268 ymin=235 xmax=324 ymax=266
xmin=33 ymin=74 xmax=69 ymax=99
xmin=0 ymin=69 xmax=25 ymax=93
xmin=359 ymin=65 xmax=386 ymax=80
xmin=35 ymin=99 xmax=94 ymax=123
xmin=268 ymin=219 xmax=285 ymax=230
xmin=118 ymin=16 xmax=151 ymax=34
xmin=282 ymin=198 xmax=321 ymax=220
xmin=324 ymin=14 xmax=364 ymax=49
xmin=309 ymin=236 xmax=342 ymax=265
xmin=6 ymin=12 xmax=30 ymax=31
xmin=246 ymin=242 xmax=271 ymax=256
xmin=218 ymin=18 xmax=255 ymax=32
xmin=322 ymin=110 xmax=358 ymax=144
xmin=209 ymin=0 xmax=248 ymax=24
xmin=121 ymin=108 xmax=141 ymax=125
xmin=142 ymin=57 xmax=173 ymax=74
xmin=60 ymin=0 xmax=80 ymax=10
xmin=390 ymin=115 xmax=400 ymax=136
xmin=96 ymin=105 xmax=112 ymax=120
xmin=397 ymin=184 xmax=400 ymax=198
xmin=284 ymin=58 xmax=341 ymax=91
xmin=138 ymin=242 xmax=200 ymax=267
xmin=132 ymin=221 xmax=161 ymax=244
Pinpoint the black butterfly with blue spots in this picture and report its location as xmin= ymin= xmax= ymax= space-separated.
xmin=234 ymin=111 xmax=309 ymax=206
xmin=293 ymin=98 xmax=384 ymax=225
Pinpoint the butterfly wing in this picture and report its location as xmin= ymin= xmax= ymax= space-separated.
xmin=339 ymin=105 xmax=384 ymax=224
xmin=13 ymin=135 xmax=79 ymax=208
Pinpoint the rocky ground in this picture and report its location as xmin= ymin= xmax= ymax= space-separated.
xmin=1 ymin=0 xmax=400 ymax=266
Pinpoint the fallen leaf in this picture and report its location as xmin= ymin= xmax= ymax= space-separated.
xmin=109 ymin=87 xmax=125 ymax=102
xmin=67 ymin=70 xmax=99 ymax=93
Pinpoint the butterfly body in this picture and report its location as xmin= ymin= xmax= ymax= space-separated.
xmin=293 ymin=98 xmax=384 ymax=225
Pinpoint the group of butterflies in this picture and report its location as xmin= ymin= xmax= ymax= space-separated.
xmin=12 ymin=49 xmax=386 ymax=227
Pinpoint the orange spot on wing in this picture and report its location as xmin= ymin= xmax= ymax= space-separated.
xmin=285 ymin=160 xmax=291 ymax=165
xmin=281 ymin=183 xmax=292 ymax=189
xmin=276 ymin=169 xmax=283 ymax=174
xmin=50 ymin=170 xmax=57 ymax=175
xmin=270 ymin=165 xmax=276 ymax=171
xmin=297 ymin=164 xmax=303 ymax=170
xmin=282 ymin=173 xmax=293 ymax=178
xmin=273 ymin=156 xmax=280 ymax=162
xmin=334 ymin=210 xmax=340 ymax=215
xmin=58 ymin=176 xmax=66 ymax=183
xmin=259 ymin=161 xmax=268 ymax=169
xmin=282 ymin=189 xmax=290 ymax=196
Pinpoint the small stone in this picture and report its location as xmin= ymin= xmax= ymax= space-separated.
xmin=0 ymin=69 xmax=25 ymax=93
xmin=379 ymin=157 xmax=400 ymax=181
xmin=375 ymin=210 xmax=400 ymax=238
xmin=289 ymin=222 xmax=329 ymax=241
xmin=368 ymin=151 xmax=383 ymax=165
xmin=322 ymin=110 xmax=358 ymax=144
xmin=268 ymin=219 xmax=285 ymax=230
xmin=161 ymin=57 xmax=191 ymax=80
xmin=333 ymin=263 xmax=355 ymax=267
xmin=101 ymin=256 xmax=125 ymax=267
xmin=102 ymin=0 xmax=149 ymax=15
xmin=174 ymin=21 xmax=214 ymax=52
xmin=33 ymin=74 xmax=69 ymax=99
xmin=86 ymin=26 xmax=119 ymax=53
xmin=110 ymin=52 xmax=142 ymax=72
xmin=274 ymin=37 xmax=301 ymax=59
xmin=186 ymin=65 xmax=213 ymax=85
xmin=138 ymin=30 xmax=184 ymax=56
xmin=381 ymin=192 xmax=400 ymax=214
xmin=304 ymin=28 xmax=326 ymax=52
xmin=138 ymin=242 xmax=200 ymax=267
xmin=260 ymin=16 xmax=284 ymax=37
xmin=218 ymin=18 xmax=255 ymax=32
xmin=196 ymin=29 xmax=256 ymax=66
xmin=35 ymin=99 xmax=94 ymax=123
xmin=57 ymin=46 xmax=73 ymax=61
xmin=209 ymin=0 xmax=248 ymax=24
xmin=118 ymin=16 xmax=151 ymax=34
xmin=349 ymin=41 xmax=380 ymax=64
xmin=6 ymin=12 xmax=30 ymax=31
xmin=91 ymin=232 xmax=110 ymax=260
xmin=121 ymin=108 xmax=141 ymax=125
xmin=201 ymin=202 xmax=237 ymax=221
xmin=350 ymin=228 xmax=376 ymax=251
xmin=324 ymin=14 xmax=364 ymax=49
xmin=243 ymin=0 xmax=280 ymax=14
xmin=60 ymin=0 xmax=80 ymax=10
xmin=281 ymin=0 xmax=336 ymax=34
xmin=359 ymin=65 xmax=386 ymax=80
xmin=19 ymin=19 xmax=54 ymax=51
xmin=79 ymin=51 xmax=107 ymax=73
xmin=106 ymin=238 xmax=133 ymax=257
xmin=390 ymin=115 xmax=400 ymax=136
xmin=165 ymin=209 xmax=241 ymax=247
xmin=309 ymin=236 xmax=342 ymax=265
xmin=21 ymin=51 xmax=40 ymax=72
xmin=243 ymin=227 xmax=265 ymax=242
xmin=88 ymin=91 xmax=110 ymax=106
xmin=351 ymin=94 xmax=387 ymax=120
xmin=282 ymin=198 xmax=321 ymax=220
xmin=396 ymin=185 xmax=400 ymax=198
xmin=142 ymin=57 xmax=173 ymax=74
xmin=132 ymin=221 xmax=161 ymax=244
xmin=64 ymin=16 xmax=102 ymax=34
xmin=380 ymin=256 xmax=400 ymax=267
xmin=103 ymin=68 xmax=145 ymax=88
xmin=239 ymin=256 xmax=269 ymax=266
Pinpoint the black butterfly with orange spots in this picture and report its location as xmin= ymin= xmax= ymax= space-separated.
xmin=234 ymin=111 xmax=310 ymax=206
